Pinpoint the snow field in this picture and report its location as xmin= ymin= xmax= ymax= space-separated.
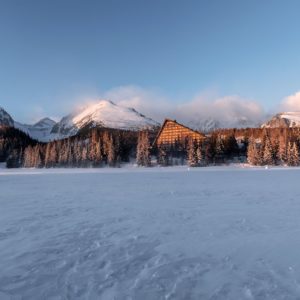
xmin=1 ymin=167 xmax=300 ymax=299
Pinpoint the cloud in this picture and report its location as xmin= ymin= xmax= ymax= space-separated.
xmin=25 ymin=85 xmax=265 ymax=128
xmin=174 ymin=95 xmax=264 ymax=127
xmin=102 ymin=85 xmax=265 ymax=128
xmin=280 ymin=91 xmax=300 ymax=112
xmin=103 ymin=85 xmax=171 ymax=122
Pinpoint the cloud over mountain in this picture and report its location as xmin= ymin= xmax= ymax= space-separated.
xmin=280 ymin=91 xmax=300 ymax=112
xmin=102 ymin=85 xmax=266 ymax=130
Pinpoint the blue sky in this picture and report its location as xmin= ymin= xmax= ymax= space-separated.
xmin=1 ymin=0 xmax=300 ymax=122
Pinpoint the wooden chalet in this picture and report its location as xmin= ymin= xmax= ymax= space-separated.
xmin=153 ymin=119 xmax=205 ymax=148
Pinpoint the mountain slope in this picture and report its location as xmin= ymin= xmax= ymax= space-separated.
xmin=33 ymin=118 xmax=56 ymax=129
xmin=14 ymin=118 xmax=57 ymax=142
xmin=262 ymin=112 xmax=300 ymax=128
xmin=187 ymin=116 xmax=260 ymax=133
xmin=0 ymin=107 xmax=14 ymax=127
xmin=51 ymin=100 xmax=160 ymax=138
xmin=1 ymin=101 xmax=159 ymax=142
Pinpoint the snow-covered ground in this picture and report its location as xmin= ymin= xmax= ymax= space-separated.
xmin=1 ymin=166 xmax=300 ymax=299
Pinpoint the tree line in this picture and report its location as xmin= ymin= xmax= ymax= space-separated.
xmin=247 ymin=129 xmax=300 ymax=166
xmin=2 ymin=125 xmax=300 ymax=168
xmin=0 ymin=126 xmax=37 ymax=167
xmin=155 ymin=132 xmax=241 ymax=167
xmin=153 ymin=127 xmax=300 ymax=167
xmin=20 ymin=129 xmax=139 ymax=168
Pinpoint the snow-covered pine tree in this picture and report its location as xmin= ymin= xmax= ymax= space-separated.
xmin=287 ymin=142 xmax=300 ymax=166
xmin=31 ymin=145 xmax=41 ymax=168
xmin=247 ymin=137 xmax=260 ymax=165
xmin=143 ymin=131 xmax=151 ymax=167
xmin=204 ymin=138 xmax=213 ymax=165
xmin=287 ymin=142 xmax=293 ymax=166
xmin=51 ymin=143 xmax=58 ymax=167
xmin=107 ymin=134 xmax=115 ymax=166
xmin=18 ymin=148 xmax=23 ymax=167
xmin=94 ymin=138 xmax=103 ymax=166
xmin=215 ymin=135 xmax=225 ymax=163
xmin=262 ymin=137 xmax=275 ymax=165
xmin=23 ymin=146 xmax=33 ymax=168
xmin=187 ymin=138 xmax=198 ymax=167
xmin=277 ymin=135 xmax=287 ymax=165
xmin=114 ymin=133 xmax=121 ymax=167
xmin=136 ymin=131 xmax=151 ymax=167
xmin=88 ymin=129 xmax=98 ymax=164
xmin=291 ymin=142 xmax=300 ymax=166
xmin=81 ymin=143 xmax=88 ymax=167
xmin=158 ymin=146 xmax=168 ymax=166
xmin=73 ymin=138 xmax=81 ymax=167
xmin=44 ymin=143 xmax=51 ymax=168
xmin=58 ymin=140 xmax=69 ymax=166
xmin=67 ymin=142 xmax=74 ymax=166
xmin=102 ymin=131 xmax=110 ymax=156
xmin=136 ymin=131 xmax=143 ymax=166
xmin=196 ymin=142 xmax=204 ymax=166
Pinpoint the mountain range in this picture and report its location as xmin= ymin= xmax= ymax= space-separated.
xmin=0 ymin=101 xmax=159 ymax=142
xmin=261 ymin=112 xmax=300 ymax=128
xmin=2 ymin=102 xmax=300 ymax=142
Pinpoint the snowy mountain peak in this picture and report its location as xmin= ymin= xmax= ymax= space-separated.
xmin=262 ymin=112 xmax=300 ymax=128
xmin=14 ymin=117 xmax=57 ymax=142
xmin=186 ymin=116 xmax=260 ymax=133
xmin=51 ymin=99 xmax=160 ymax=138
xmin=0 ymin=107 xmax=14 ymax=127
xmin=33 ymin=118 xmax=56 ymax=129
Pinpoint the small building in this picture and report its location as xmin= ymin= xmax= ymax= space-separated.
xmin=153 ymin=119 xmax=205 ymax=148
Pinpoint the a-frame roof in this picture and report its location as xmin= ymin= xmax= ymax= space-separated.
xmin=153 ymin=119 xmax=205 ymax=146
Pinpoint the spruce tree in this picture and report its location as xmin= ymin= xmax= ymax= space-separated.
xmin=102 ymin=131 xmax=110 ymax=161
xmin=67 ymin=142 xmax=74 ymax=166
xmin=277 ymin=135 xmax=287 ymax=165
xmin=94 ymin=138 xmax=103 ymax=166
xmin=32 ymin=145 xmax=42 ymax=168
xmin=88 ymin=129 xmax=99 ymax=164
xmin=136 ymin=131 xmax=151 ymax=167
xmin=50 ymin=143 xmax=58 ymax=167
xmin=196 ymin=143 xmax=204 ymax=166
xmin=136 ymin=132 xmax=142 ymax=166
xmin=44 ymin=143 xmax=51 ymax=168
xmin=262 ymin=137 xmax=275 ymax=165
xmin=73 ymin=138 xmax=82 ymax=167
xmin=158 ymin=146 xmax=168 ymax=166
xmin=81 ymin=144 xmax=88 ymax=167
xmin=287 ymin=142 xmax=300 ymax=166
xmin=114 ymin=133 xmax=121 ymax=167
xmin=143 ymin=131 xmax=151 ymax=166
xmin=292 ymin=143 xmax=300 ymax=166
xmin=187 ymin=138 xmax=198 ymax=167
xmin=215 ymin=135 xmax=225 ymax=163
xmin=287 ymin=142 xmax=293 ymax=166
xmin=107 ymin=134 xmax=115 ymax=166
xmin=58 ymin=140 xmax=69 ymax=166
xmin=23 ymin=146 xmax=33 ymax=168
xmin=247 ymin=138 xmax=259 ymax=165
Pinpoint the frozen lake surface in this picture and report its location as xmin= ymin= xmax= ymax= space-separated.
xmin=1 ymin=166 xmax=300 ymax=299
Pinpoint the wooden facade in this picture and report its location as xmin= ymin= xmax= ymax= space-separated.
xmin=154 ymin=119 xmax=205 ymax=147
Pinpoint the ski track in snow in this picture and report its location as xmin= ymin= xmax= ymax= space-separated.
xmin=1 ymin=167 xmax=300 ymax=299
